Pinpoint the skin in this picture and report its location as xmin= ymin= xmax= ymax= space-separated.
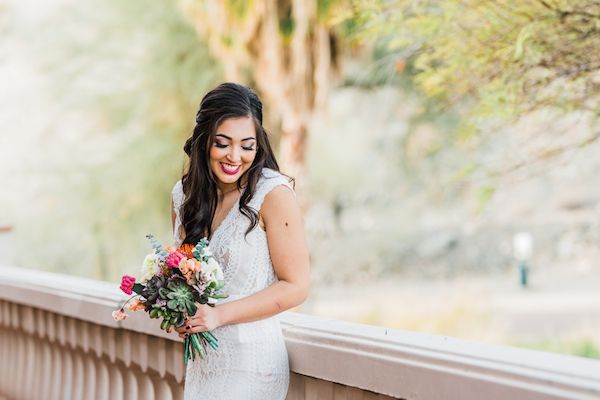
xmin=172 ymin=116 xmax=310 ymax=339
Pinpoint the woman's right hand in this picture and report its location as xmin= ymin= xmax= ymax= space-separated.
xmin=174 ymin=317 xmax=190 ymax=339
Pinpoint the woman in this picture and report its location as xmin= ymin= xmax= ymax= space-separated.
xmin=171 ymin=82 xmax=310 ymax=399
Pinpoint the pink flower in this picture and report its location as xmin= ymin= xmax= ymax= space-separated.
xmin=120 ymin=275 xmax=136 ymax=295
xmin=165 ymin=251 xmax=185 ymax=269
xmin=112 ymin=309 xmax=127 ymax=321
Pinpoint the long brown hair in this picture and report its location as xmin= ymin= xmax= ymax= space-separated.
xmin=180 ymin=82 xmax=286 ymax=244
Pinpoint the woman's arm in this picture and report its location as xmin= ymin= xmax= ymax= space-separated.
xmin=179 ymin=185 xmax=310 ymax=336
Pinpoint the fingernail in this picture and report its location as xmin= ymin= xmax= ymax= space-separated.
xmin=186 ymin=325 xmax=191 ymax=330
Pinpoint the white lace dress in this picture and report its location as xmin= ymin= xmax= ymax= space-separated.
xmin=171 ymin=167 xmax=291 ymax=400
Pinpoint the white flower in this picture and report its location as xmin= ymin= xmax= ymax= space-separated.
xmin=205 ymin=257 xmax=224 ymax=282
xmin=140 ymin=253 xmax=160 ymax=283
xmin=198 ymin=270 xmax=212 ymax=284
xmin=203 ymin=246 xmax=213 ymax=258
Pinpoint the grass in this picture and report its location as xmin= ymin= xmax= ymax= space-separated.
xmin=512 ymin=337 xmax=600 ymax=360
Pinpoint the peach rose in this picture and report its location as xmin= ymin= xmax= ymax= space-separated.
xmin=180 ymin=258 xmax=202 ymax=273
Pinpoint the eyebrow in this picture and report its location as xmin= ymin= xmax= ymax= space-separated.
xmin=215 ymin=134 xmax=256 ymax=142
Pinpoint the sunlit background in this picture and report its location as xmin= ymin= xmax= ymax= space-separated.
xmin=2 ymin=0 xmax=599 ymax=359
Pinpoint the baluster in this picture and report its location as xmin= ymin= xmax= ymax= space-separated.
xmin=10 ymin=328 xmax=28 ymax=399
xmin=48 ymin=343 xmax=62 ymax=400
xmin=137 ymin=368 xmax=155 ymax=400
xmin=94 ymin=356 xmax=110 ymax=400
xmin=71 ymin=350 xmax=84 ymax=400
xmin=23 ymin=331 xmax=37 ymax=399
xmin=107 ymin=360 xmax=125 ymax=400
xmin=82 ymin=351 xmax=96 ymax=399
xmin=60 ymin=346 xmax=75 ymax=400
xmin=34 ymin=341 xmax=53 ymax=400
xmin=154 ymin=377 xmax=173 ymax=400
xmin=0 ymin=328 xmax=7 ymax=391
xmin=121 ymin=363 xmax=139 ymax=399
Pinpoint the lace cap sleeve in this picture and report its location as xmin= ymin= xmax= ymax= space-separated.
xmin=172 ymin=180 xmax=185 ymax=244
xmin=172 ymin=179 xmax=184 ymax=209
xmin=250 ymin=168 xmax=295 ymax=212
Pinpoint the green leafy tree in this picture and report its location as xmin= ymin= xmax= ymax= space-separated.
xmin=350 ymin=0 xmax=600 ymax=129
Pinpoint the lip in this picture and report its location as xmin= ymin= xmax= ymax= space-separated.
xmin=220 ymin=162 xmax=241 ymax=175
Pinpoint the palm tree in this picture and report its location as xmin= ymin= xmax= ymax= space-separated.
xmin=179 ymin=0 xmax=342 ymax=199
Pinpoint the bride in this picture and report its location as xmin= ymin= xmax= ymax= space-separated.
xmin=170 ymin=82 xmax=310 ymax=399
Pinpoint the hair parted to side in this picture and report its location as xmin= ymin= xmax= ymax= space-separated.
xmin=180 ymin=82 xmax=293 ymax=244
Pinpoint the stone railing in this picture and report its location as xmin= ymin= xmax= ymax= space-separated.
xmin=1 ymin=265 xmax=599 ymax=400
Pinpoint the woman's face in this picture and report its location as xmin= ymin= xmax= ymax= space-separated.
xmin=209 ymin=116 xmax=258 ymax=190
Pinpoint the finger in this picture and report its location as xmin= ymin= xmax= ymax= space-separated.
xmin=188 ymin=325 xmax=207 ymax=334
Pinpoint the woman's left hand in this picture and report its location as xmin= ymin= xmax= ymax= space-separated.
xmin=178 ymin=303 xmax=222 ymax=338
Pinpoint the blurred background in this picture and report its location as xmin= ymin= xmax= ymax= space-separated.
xmin=1 ymin=0 xmax=599 ymax=359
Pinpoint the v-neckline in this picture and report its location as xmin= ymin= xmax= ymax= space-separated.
xmin=208 ymin=193 xmax=241 ymax=242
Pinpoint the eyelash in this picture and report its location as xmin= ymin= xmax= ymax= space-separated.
xmin=214 ymin=143 xmax=255 ymax=151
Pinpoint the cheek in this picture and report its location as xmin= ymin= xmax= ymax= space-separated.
xmin=243 ymin=151 xmax=257 ymax=164
xmin=209 ymin=146 xmax=224 ymax=162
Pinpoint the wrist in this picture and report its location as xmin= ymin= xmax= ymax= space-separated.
xmin=216 ymin=303 xmax=230 ymax=327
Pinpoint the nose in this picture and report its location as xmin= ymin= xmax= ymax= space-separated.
xmin=226 ymin=146 xmax=241 ymax=163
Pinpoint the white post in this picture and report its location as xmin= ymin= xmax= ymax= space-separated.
xmin=513 ymin=232 xmax=533 ymax=288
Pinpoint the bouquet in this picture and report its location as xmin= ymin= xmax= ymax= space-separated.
xmin=112 ymin=234 xmax=228 ymax=363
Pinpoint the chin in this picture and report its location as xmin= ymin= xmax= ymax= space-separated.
xmin=217 ymin=174 xmax=239 ymax=184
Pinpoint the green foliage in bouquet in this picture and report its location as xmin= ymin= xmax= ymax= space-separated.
xmin=160 ymin=279 xmax=197 ymax=315
xmin=140 ymin=275 xmax=167 ymax=303
xmin=146 ymin=234 xmax=169 ymax=259
xmin=148 ymin=304 xmax=187 ymax=331
xmin=192 ymin=238 xmax=210 ymax=260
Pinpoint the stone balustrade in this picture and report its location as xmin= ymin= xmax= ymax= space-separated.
xmin=1 ymin=265 xmax=599 ymax=400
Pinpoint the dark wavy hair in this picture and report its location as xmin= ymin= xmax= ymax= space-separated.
xmin=180 ymin=82 xmax=288 ymax=244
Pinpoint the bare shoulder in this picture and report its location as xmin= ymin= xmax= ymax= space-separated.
xmin=262 ymin=184 xmax=297 ymax=210
xmin=261 ymin=184 xmax=301 ymax=228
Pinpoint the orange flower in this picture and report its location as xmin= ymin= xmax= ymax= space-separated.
xmin=177 ymin=244 xmax=195 ymax=259
xmin=128 ymin=298 xmax=146 ymax=312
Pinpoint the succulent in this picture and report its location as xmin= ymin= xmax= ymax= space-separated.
xmin=159 ymin=278 xmax=197 ymax=316
xmin=140 ymin=275 xmax=167 ymax=304
xmin=148 ymin=305 xmax=185 ymax=331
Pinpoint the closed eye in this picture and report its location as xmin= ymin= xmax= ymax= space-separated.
xmin=214 ymin=143 xmax=255 ymax=151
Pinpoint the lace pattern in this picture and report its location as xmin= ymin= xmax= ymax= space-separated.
xmin=172 ymin=168 xmax=293 ymax=400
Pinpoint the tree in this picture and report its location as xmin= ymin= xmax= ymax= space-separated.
xmin=178 ymin=0 xmax=342 ymax=199
xmin=350 ymin=0 xmax=600 ymax=130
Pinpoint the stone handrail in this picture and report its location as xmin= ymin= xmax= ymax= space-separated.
xmin=1 ymin=265 xmax=599 ymax=400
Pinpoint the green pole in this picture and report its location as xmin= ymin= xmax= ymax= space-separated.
xmin=519 ymin=261 xmax=529 ymax=288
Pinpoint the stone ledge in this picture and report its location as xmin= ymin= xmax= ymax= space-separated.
xmin=1 ymin=265 xmax=599 ymax=400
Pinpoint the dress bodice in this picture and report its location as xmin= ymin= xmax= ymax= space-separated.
xmin=171 ymin=167 xmax=295 ymax=299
